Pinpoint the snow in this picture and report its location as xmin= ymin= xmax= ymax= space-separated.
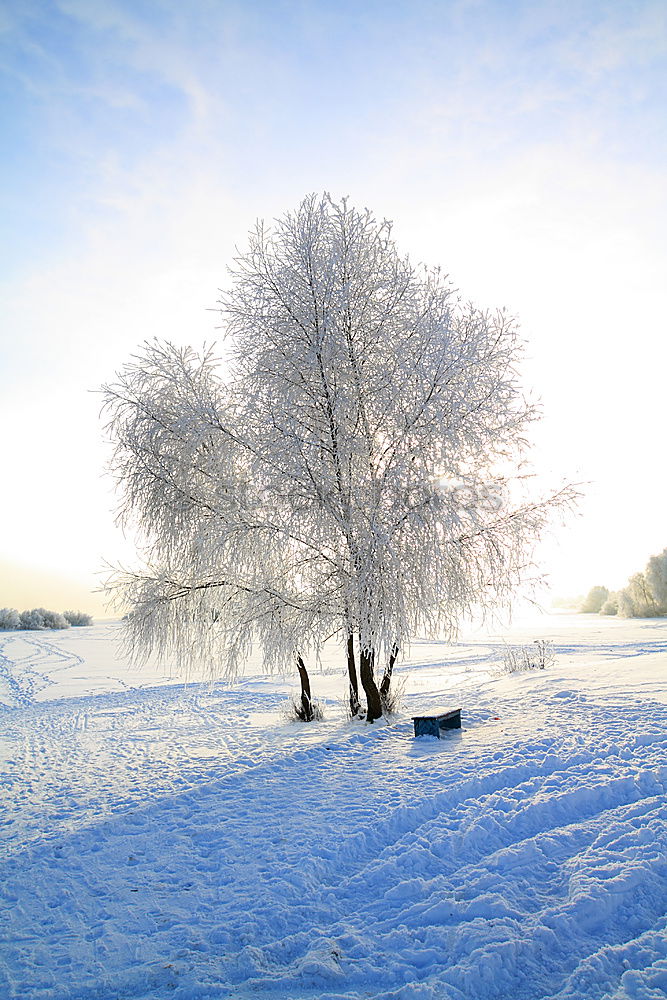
xmin=1 ymin=614 xmax=666 ymax=999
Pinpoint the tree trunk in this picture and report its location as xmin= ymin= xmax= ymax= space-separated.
xmin=359 ymin=647 xmax=382 ymax=722
xmin=295 ymin=654 xmax=314 ymax=722
xmin=346 ymin=631 xmax=361 ymax=717
xmin=380 ymin=643 xmax=399 ymax=707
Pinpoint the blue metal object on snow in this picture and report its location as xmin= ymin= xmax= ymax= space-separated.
xmin=412 ymin=708 xmax=462 ymax=737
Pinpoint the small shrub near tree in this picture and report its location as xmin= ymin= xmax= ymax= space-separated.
xmin=282 ymin=694 xmax=325 ymax=723
xmin=379 ymin=674 xmax=406 ymax=716
xmin=499 ymin=639 xmax=555 ymax=673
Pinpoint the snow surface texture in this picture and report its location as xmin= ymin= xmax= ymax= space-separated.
xmin=1 ymin=615 xmax=666 ymax=1000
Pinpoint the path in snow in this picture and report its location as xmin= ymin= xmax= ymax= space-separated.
xmin=0 ymin=617 xmax=666 ymax=1000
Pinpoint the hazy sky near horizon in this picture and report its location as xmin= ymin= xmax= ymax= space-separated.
xmin=1 ymin=0 xmax=666 ymax=616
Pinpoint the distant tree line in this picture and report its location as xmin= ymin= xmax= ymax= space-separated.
xmin=0 ymin=608 xmax=93 ymax=631
xmin=581 ymin=547 xmax=667 ymax=617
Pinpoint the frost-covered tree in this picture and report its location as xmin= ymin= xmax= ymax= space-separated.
xmin=103 ymin=194 xmax=576 ymax=721
xmin=20 ymin=608 xmax=45 ymax=630
xmin=580 ymin=585 xmax=609 ymax=614
xmin=40 ymin=609 xmax=69 ymax=629
xmin=63 ymin=610 xmax=93 ymax=626
xmin=19 ymin=608 xmax=69 ymax=630
xmin=614 ymin=548 xmax=667 ymax=618
xmin=0 ymin=608 xmax=20 ymax=630
xmin=620 ymin=572 xmax=660 ymax=618
xmin=645 ymin=549 xmax=667 ymax=609
xmin=599 ymin=593 xmax=618 ymax=616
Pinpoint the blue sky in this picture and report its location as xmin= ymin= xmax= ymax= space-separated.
xmin=1 ymin=0 xmax=666 ymax=613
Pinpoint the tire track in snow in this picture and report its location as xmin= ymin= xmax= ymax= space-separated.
xmin=226 ymin=737 xmax=667 ymax=999
xmin=183 ymin=708 xmax=667 ymax=996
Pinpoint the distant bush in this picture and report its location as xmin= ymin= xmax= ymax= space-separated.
xmin=19 ymin=608 xmax=69 ymax=630
xmin=42 ymin=609 xmax=70 ymax=629
xmin=0 ymin=608 xmax=20 ymax=630
xmin=646 ymin=552 xmax=667 ymax=608
xmin=600 ymin=593 xmax=618 ymax=616
xmin=19 ymin=608 xmax=45 ymax=630
xmin=580 ymin=586 xmax=609 ymax=614
xmin=63 ymin=610 xmax=93 ymax=626
xmin=617 ymin=588 xmax=637 ymax=617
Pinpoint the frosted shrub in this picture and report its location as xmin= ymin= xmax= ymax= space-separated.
xmin=580 ymin=586 xmax=609 ymax=614
xmin=600 ymin=594 xmax=618 ymax=616
xmin=617 ymin=589 xmax=636 ymax=618
xmin=0 ymin=608 xmax=20 ymax=630
xmin=646 ymin=549 xmax=667 ymax=610
xmin=3 ymin=607 xmax=84 ymax=631
xmin=500 ymin=639 xmax=555 ymax=673
xmin=379 ymin=675 xmax=406 ymax=716
xmin=19 ymin=608 xmax=70 ymax=630
xmin=20 ymin=608 xmax=45 ymax=629
xmin=618 ymin=573 xmax=660 ymax=618
xmin=41 ymin=609 xmax=69 ymax=629
xmin=282 ymin=694 xmax=324 ymax=723
xmin=63 ymin=610 xmax=93 ymax=626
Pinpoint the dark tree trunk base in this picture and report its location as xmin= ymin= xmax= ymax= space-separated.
xmin=296 ymin=654 xmax=315 ymax=722
xmin=359 ymin=647 xmax=382 ymax=722
xmin=347 ymin=632 xmax=361 ymax=717
xmin=380 ymin=644 xmax=399 ymax=709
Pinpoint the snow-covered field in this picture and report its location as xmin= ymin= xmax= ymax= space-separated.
xmin=1 ymin=614 xmax=666 ymax=1000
